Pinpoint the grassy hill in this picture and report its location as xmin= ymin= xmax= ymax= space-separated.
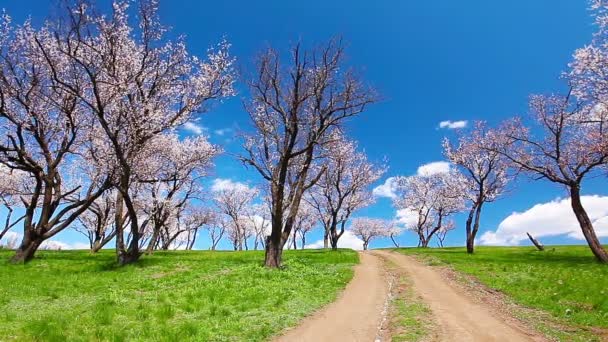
xmin=397 ymin=246 xmax=608 ymax=341
xmin=0 ymin=249 xmax=358 ymax=341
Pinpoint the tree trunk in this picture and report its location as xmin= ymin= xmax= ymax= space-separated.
xmin=146 ymin=227 xmax=160 ymax=254
xmin=323 ymin=230 xmax=329 ymax=249
xmin=363 ymin=240 xmax=369 ymax=250
xmin=570 ymin=186 xmax=608 ymax=263
xmin=264 ymin=235 xmax=283 ymax=268
xmin=526 ymin=232 xmax=544 ymax=251
xmin=466 ymin=201 xmax=483 ymax=254
xmin=10 ymin=230 xmax=44 ymax=263
xmin=390 ymin=234 xmax=400 ymax=248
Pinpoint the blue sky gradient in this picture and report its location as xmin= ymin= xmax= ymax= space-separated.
xmin=1 ymin=0 xmax=607 ymax=250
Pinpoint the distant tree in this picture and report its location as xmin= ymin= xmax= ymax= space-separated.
xmin=242 ymin=203 xmax=270 ymax=251
xmin=241 ymin=38 xmax=377 ymax=267
xmin=394 ymin=172 xmax=465 ymax=248
xmin=0 ymin=166 xmax=28 ymax=242
xmin=308 ymin=133 xmax=385 ymax=250
xmin=436 ymin=220 xmax=455 ymax=248
xmin=75 ymin=190 xmax=122 ymax=252
xmin=443 ymin=122 xmax=511 ymax=253
xmin=213 ymin=182 xmax=258 ymax=251
xmin=349 ymin=217 xmax=393 ymax=250
xmin=291 ymin=201 xmax=317 ymax=249
xmin=139 ymin=134 xmax=219 ymax=253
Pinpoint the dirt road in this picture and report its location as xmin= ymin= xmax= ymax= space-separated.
xmin=374 ymin=250 xmax=544 ymax=342
xmin=274 ymin=252 xmax=389 ymax=342
xmin=275 ymin=250 xmax=544 ymax=342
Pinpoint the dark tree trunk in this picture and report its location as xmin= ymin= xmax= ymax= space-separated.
xmin=264 ymin=235 xmax=283 ymax=268
xmin=363 ymin=240 xmax=369 ymax=250
xmin=323 ymin=230 xmax=329 ymax=249
xmin=570 ymin=186 xmax=608 ymax=263
xmin=390 ymin=234 xmax=400 ymax=248
xmin=146 ymin=227 xmax=160 ymax=254
xmin=466 ymin=201 xmax=483 ymax=254
xmin=10 ymin=230 xmax=44 ymax=263
xmin=526 ymin=232 xmax=544 ymax=251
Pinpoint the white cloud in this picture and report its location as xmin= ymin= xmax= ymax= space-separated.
xmin=1 ymin=231 xmax=91 ymax=250
xmin=480 ymin=195 xmax=608 ymax=246
xmin=438 ymin=120 xmax=468 ymax=129
xmin=211 ymin=178 xmax=250 ymax=192
xmin=395 ymin=208 xmax=418 ymax=228
xmin=373 ymin=177 xmax=398 ymax=199
xmin=183 ymin=122 xmax=207 ymax=135
xmin=214 ymin=128 xmax=233 ymax=136
xmin=305 ymin=231 xmax=364 ymax=250
xmin=416 ymin=161 xmax=450 ymax=176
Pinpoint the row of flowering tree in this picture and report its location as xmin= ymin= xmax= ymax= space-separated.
xmin=0 ymin=0 xmax=234 ymax=264
xmin=0 ymin=1 xmax=388 ymax=266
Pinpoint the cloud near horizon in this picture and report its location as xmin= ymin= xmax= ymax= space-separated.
xmin=305 ymin=231 xmax=364 ymax=250
xmin=480 ymin=195 xmax=608 ymax=246
xmin=373 ymin=161 xmax=451 ymax=199
xmin=438 ymin=120 xmax=468 ymax=129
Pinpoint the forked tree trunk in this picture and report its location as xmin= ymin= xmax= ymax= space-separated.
xmin=10 ymin=230 xmax=44 ymax=263
xmin=570 ymin=186 xmax=608 ymax=263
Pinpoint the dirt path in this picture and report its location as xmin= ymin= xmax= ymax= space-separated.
xmin=374 ymin=250 xmax=545 ymax=342
xmin=274 ymin=252 xmax=389 ymax=342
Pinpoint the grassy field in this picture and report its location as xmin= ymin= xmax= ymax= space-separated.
xmin=396 ymin=246 xmax=608 ymax=340
xmin=0 ymin=249 xmax=358 ymax=341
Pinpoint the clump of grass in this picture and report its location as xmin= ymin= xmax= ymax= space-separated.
xmin=396 ymin=246 xmax=608 ymax=341
xmin=0 ymin=248 xmax=358 ymax=341
xmin=384 ymin=260 xmax=434 ymax=341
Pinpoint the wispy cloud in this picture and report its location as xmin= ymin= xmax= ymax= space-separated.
xmin=372 ymin=177 xmax=398 ymax=199
xmin=183 ymin=121 xmax=208 ymax=135
xmin=438 ymin=120 xmax=468 ymax=129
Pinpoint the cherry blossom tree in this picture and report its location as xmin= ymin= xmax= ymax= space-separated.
xmin=394 ymin=171 xmax=465 ymax=248
xmin=139 ymin=134 xmax=219 ymax=253
xmin=244 ymin=203 xmax=270 ymax=250
xmin=75 ymin=190 xmax=122 ymax=252
xmin=240 ymin=38 xmax=378 ymax=267
xmin=493 ymin=94 xmax=608 ymax=262
xmin=204 ymin=213 xmax=225 ymax=251
xmin=443 ymin=122 xmax=511 ymax=253
xmin=213 ymin=182 xmax=259 ymax=251
xmin=0 ymin=13 xmax=113 ymax=262
xmin=349 ymin=217 xmax=393 ymax=250
xmin=0 ymin=166 xmax=29 ymax=242
xmin=290 ymin=201 xmax=317 ymax=249
xmin=308 ymin=133 xmax=385 ymax=250
xmin=436 ymin=220 xmax=455 ymax=248
xmin=47 ymin=1 xmax=235 ymax=265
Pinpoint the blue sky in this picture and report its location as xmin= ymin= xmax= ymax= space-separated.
xmin=2 ymin=0 xmax=607 ymax=250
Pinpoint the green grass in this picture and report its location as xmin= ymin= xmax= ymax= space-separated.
xmin=384 ymin=260 xmax=433 ymax=342
xmin=0 ymin=249 xmax=358 ymax=341
xmin=395 ymin=246 xmax=608 ymax=340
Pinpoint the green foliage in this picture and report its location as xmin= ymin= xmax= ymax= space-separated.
xmin=396 ymin=246 xmax=608 ymax=340
xmin=0 ymin=249 xmax=358 ymax=341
